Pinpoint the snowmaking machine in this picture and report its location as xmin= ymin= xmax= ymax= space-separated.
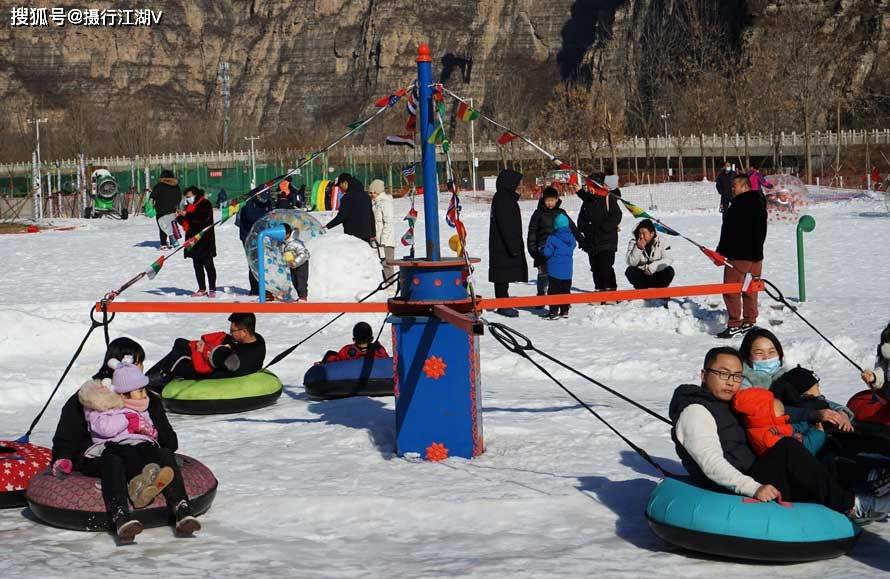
xmin=84 ymin=168 xmax=127 ymax=219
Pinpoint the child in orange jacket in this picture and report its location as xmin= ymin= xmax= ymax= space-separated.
xmin=732 ymin=387 xmax=825 ymax=456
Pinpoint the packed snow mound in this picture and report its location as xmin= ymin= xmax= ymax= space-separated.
xmin=303 ymin=233 xmax=387 ymax=302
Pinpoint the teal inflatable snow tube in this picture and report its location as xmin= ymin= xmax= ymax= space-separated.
xmin=646 ymin=477 xmax=861 ymax=561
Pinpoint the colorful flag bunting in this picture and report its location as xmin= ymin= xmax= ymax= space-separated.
xmin=406 ymin=115 xmax=416 ymax=132
xmin=144 ymin=255 xmax=165 ymax=280
xmin=445 ymin=193 xmax=461 ymax=228
xmin=700 ymin=246 xmax=726 ymax=266
xmin=619 ymin=198 xmax=652 ymax=219
xmin=456 ymin=101 xmax=480 ymax=121
xmin=401 ymin=207 xmax=418 ymax=247
xmin=497 ymin=131 xmax=518 ymax=145
xmin=386 ymin=134 xmax=415 ymax=148
xmin=654 ymin=223 xmax=679 ymax=236
xmin=428 ymin=126 xmax=446 ymax=145
xmin=406 ymin=88 xmax=418 ymax=117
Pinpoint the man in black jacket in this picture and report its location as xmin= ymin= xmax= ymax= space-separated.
xmin=715 ymin=175 xmax=768 ymax=338
xmin=325 ymin=173 xmax=376 ymax=243
xmin=146 ymin=313 xmax=266 ymax=390
xmin=715 ymin=162 xmax=734 ymax=213
xmin=149 ymin=169 xmax=182 ymax=249
xmin=577 ymin=174 xmax=622 ymax=292
xmin=488 ymin=169 xmax=527 ymax=317
xmin=238 ymin=187 xmax=274 ymax=295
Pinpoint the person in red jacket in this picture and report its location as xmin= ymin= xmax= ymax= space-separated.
xmin=320 ymin=322 xmax=389 ymax=363
xmin=176 ymin=186 xmax=217 ymax=298
xmin=732 ymin=387 xmax=825 ymax=456
xmin=146 ymin=313 xmax=266 ymax=392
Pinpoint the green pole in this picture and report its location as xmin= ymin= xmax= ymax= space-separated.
xmin=796 ymin=214 xmax=816 ymax=302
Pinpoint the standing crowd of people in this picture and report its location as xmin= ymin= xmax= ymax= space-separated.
xmin=488 ymin=164 xmax=771 ymax=337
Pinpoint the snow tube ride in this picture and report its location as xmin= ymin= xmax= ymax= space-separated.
xmin=26 ymin=454 xmax=216 ymax=531
xmin=646 ymin=477 xmax=860 ymax=562
xmin=303 ymin=357 xmax=394 ymax=400
xmin=0 ymin=441 xmax=52 ymax=509
xmin=847 ymin=390 xmax=890 ymax=426
xmin=162 ymin=370 xmax=283 ymax=415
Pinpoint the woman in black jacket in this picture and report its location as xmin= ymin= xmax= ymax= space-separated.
xmin=51 ymin=337 xmax=199 ymax=542
xmin=488 ymin=169 xmax=528 ymax=317
xmin=577 ymin=174 xmax=622 ymax=292
xmin=178 ymin=186 xmax=218 ymax=297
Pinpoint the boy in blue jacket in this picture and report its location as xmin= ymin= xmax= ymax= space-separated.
xmin=541 ymin=213 xmax=576 ymax=319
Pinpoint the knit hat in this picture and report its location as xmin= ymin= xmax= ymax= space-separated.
xmin=368 ymin=179 xmax=385 ymax=195
xmin=353 ymin=321 xmax=374 ymax=344
xmin=542 ymin=186 xmax=559 ymax=199
xmin=554 ymin=213 xmax=570 ymax=230
xmin=770 ymin=365 xmax=819 ymax=406
xmin=107 ymin=356 xmax=149 ymax=394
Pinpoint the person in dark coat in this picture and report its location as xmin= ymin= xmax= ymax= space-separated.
xmin=276 ymin=179 xmax=295 ymax=210
xmin=577 ymin=173 xmax=622 ymax=292
xmin=488 ymin=169 xmax=527 ymax=318
xmin=325 ymin=173 xmax=376 ymax=242
xmin=527 ymin=186 xmax=578 ymax=296
xmin=238 ymin=188 xmax=274 ymax=296
xmin=146 ymin=313 xmax=266 ymax=391
xmin=715 ymin=162 xmax=734 ymax=213
xmin=177 ymin=186 xmax=217 ymax=297
xmin=216 ymin=187 xmax=228 ymax=209
xmin=715 ymin=174 xmax=768 ymax=338
xmin=149 ymin=169 xmax=182 ymax=249
xmin=50 ymin=337 xmax=200 ymax=542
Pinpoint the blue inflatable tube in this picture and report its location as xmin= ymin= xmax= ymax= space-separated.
xmin=303 ymin=357 xmax=394 ymax=400
xmin=646 ymin=477 xmax=861 ymax=562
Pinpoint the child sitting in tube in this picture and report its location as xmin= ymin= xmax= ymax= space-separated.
xmin=319 ymin=322 xmax=389 ymax=364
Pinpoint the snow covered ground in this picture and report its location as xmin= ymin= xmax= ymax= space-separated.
xmin=1 ymin=182 xmax=889 ymax=577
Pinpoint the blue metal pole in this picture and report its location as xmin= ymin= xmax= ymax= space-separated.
xmin=257 ymin=223 xmax=287 ymax=303
xmin=417 ymin=44 xmax=440 ymax=261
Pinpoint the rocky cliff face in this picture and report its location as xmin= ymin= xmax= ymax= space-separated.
xmin=1 ymin=0 xmax=888 ymax=158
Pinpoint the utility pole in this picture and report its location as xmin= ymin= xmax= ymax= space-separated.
xmin=660 ymin=112 xmax=671 ymax=180
xmin=27 ymin=117 xmax=48 ymax=219
xmin=244 ymin=136 xmax=261 ymax=189
xmin=218 ymin=62 xmax=231 ymax=149
xmin=469 ymin=97 xmax=477 ymax=191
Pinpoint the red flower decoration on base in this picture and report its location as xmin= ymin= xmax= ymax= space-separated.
xmin=422 ymin=356 xmax=447 ymax=380
xmin=426 ymin=442 xmax=449 ymax=461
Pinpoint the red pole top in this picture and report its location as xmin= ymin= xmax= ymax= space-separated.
xmin=416 ymin=43 xmax=432 ymax=63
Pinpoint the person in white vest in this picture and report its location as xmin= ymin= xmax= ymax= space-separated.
xmin=368 ymin=179 xmax=396 ymax=281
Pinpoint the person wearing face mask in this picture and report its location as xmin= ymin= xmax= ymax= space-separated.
xmin=669 ymin=346 xmax=886 ymax=522
xmin=177 ymin=186 xmax=217 ymax=298
xmin=739 ymin=328 xmax=854 ymax=430
xmin=715 ymin=162 xmax=734 ymax=213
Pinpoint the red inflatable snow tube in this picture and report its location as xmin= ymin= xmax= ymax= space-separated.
xmin=0 ymin=441 xmax=52 ymax=509
xmin=847 ymin=390 xmax=890 ymax=426
xmin=25 ymin=454 xmax=217 ymax=531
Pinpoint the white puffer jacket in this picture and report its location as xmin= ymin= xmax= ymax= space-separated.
xmin=625 ymin=235 xmax=673 ymax=274
xmin=372 ymin=191 xmax=395 ymax=247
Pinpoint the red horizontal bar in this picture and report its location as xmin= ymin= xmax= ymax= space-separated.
xmin=96 ymin=281 xmax=762 ymax=314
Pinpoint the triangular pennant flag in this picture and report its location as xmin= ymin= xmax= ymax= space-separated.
xmin=144 ymin=255 xmax=165 ymax=280
xmin=654 ymin=223 xmax=679 ymax=236
xmin=406 ymin=115 xmax=417 ymax=132
xmin=619 ymin=198 xmax=652 ymax=219
xmin=700 ymin=246 xmax=726 ymax=266
xmin=436 ymin=100 xmax=447 ymax=120
xmin=497 ymin=131 xmax=518 ymax=145
xmin=428 ymin=126 xmax=445 ymax=145
xmin=386 ymin=134 xmax=415 ymax=148
xmin=456 ymin=101 xmax=481 ymax=121
xmin=347 ymin=119 xmax=366 ymax=130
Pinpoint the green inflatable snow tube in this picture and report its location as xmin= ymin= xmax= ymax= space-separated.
xmin=162 ymin=370 xmax=283 ymax=415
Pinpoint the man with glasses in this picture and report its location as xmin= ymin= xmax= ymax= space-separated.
xmin=669 ymin=346 xmax=887 ymax=521
xmin=146 ymin=313 xmax=266 ymax=392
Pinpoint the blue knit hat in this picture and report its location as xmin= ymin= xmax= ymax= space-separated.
xmin=554 ymin=213 xmax=569 ymax=230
